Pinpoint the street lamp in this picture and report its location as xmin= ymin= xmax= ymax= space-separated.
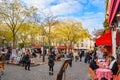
xmin=41 ymin=35 xmax=45 ymax=62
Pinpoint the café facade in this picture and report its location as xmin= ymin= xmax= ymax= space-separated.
xmin=107 ymin=0 xmax=120 ymax=58
xmin=95 ymin=0 xmax=120 ymax=58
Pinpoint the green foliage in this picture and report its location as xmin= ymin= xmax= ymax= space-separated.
xmin=0 ymin=24 xmax=12 ymax=45
xmin=18 ymin=43 xmax=24 ymax=48
xmin=0 ymin=0 xmax=91 ymax=47
xmin=103 ymin=19 xmax=109 ymax=30
xmin=0 ymin=0 xmax=31 ymax=48
xmin=53 ymin=19 xmax=91 ymax=45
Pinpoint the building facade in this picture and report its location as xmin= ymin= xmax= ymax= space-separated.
xmin=74 ymin=38 xmax=94 ymax=50
xmin=105 ymin=0 xmax=120 ymax=58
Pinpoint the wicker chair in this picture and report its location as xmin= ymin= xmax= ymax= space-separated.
xmin=86 ymin=65 xmax=98 ymax=80
xmin=113 ymin=65 xmax=120 ymax=80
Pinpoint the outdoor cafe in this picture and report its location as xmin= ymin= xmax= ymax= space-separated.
xmin=90 ymin=30 xmax=120 ymax=80
xmin=87 ymin=56 xmax=120 ymax=80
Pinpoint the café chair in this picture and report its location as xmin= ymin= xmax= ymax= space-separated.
xmin=113 ymin=75 xmax=120 ymax=80
xmin=0 ymin=54 xmax=6 ymax=74
xmin=86 ymin=66 xmax=98 ymax=80
xmin=56 ymin=60 xmax=69 ymax=80
xmin=117 ymin=65 xmax=120 ymax=75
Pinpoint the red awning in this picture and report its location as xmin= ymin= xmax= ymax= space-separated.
xmin=32 ymin=46 xmax=41 ymax=49
xmin=96 ymin=30 xmax=112 ymax=46
xmin=108 ymin=0 xmax=120 ymax=26
xmin=96 ymin=30 xmax=120 ymax=46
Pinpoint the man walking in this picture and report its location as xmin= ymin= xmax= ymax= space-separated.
xmin=48 ymin=51 xmax=55 ymax=75
xmin=67 ymin=51 xmax=73 ymax=67
xmin=24 ymin=50 xmax=31 ymax=71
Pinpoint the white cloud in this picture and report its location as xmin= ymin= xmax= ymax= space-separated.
xmin=20 ymin=0 xmax=105 ymax=34
xmin=20 ymin=0 xmax=56 ymax=10
xmin=20 ymin=0 xmax=82 ymax=16
xmin=49 ymin=1 xmax=82 ymax=16
xmin=79 ymin=12 xmax=105 ymax=34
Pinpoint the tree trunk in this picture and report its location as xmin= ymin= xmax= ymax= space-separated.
xmin=48 ymin=26 xmax=51 ymax=50
xmin=12 ymin=31 xmax=16 ymax=49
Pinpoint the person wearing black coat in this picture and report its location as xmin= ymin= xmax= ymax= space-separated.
xmin=89 ymin=57 xmax=99 ymax=70
xmin=79 ymin=50 xmax=84 ymax=62
xmin=48 ymin=53 xmax=55 ymax=75
xmin=84 ymin=51 xmax=92 ymax=63
xmin=109 ymin=56 xmax=118 ymax=75
xmin=24 ymin=50 xmax=31 ymax=71
xmin=67 ymin=52 xmax=73 ymax=67
xmin=6 ymin=50 xmax=11 ymax=64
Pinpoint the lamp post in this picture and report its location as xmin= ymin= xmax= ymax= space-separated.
xmin=41 ymin=35 xmax=45 ymax=62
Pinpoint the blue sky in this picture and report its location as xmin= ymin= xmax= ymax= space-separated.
xmin=20 ymin=0 xmax=105 ymax=34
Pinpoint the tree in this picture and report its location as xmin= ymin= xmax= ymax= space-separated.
xmin=0 ymin=0 xmax=30 ymax=48
xmin=103 ymin=18 xmax=109 ymax=30
xmin=0 ymin=24 xmax=12 ymax=47
xmin=54 ymin=19 xmax=90 ymax=46
xmin=26 ymin=6 xmax=44 ymax=46
xmin=17 ymin=23 xmax=31 ymax=47
xmin=28 ymin=24 xmax=40 ymax=46
xmin=18 ymin=22 xmax=41 ymax=47
xmin=40 ymin=13 xmax=58 ymax=49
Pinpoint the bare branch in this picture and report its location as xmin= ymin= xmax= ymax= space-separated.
xmin=4 ymin=18 xmax=13 ymax=31
xmin=15 ymin=15 xmax=27 ymax=34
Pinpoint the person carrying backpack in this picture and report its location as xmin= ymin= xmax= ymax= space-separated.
xmin=24 ymin=50 xmax=31 ymax=71
xmin=48 ymin=52 xmax=55 ymax=75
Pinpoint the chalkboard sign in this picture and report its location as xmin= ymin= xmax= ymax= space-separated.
xmin=56 ymin=59 xmax=70 ymax=80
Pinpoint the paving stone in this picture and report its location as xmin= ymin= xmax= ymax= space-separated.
xmin=2 ymin=60 xmax=88 ymax=80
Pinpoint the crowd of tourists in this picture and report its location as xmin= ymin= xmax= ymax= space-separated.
xmin=0 ymin=46 xmax=120 ymax=79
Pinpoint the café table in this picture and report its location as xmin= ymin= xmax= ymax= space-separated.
xmin=96 ymin=68 xmax=113 ymax=80
xmin=98 ymin=62 xmax=109 ymax=68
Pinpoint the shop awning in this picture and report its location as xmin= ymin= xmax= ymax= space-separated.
xmin=96 ymin=30 xmax=120 ymax=46
xmin=32 ymin=46 xmax=41 ymax=49
xmin=108 ymin=0 xmax=120 ymax=26
xmin=44 ymin=46 xmax=54 ymax=49
xmin=95 ymin=30 xmax=112 ymax=46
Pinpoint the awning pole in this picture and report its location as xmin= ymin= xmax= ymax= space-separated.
xmin=112 ymin=29 xmax=117 ymax=59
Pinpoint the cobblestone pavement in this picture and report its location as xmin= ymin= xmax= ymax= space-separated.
xmin=2 ymin=60 xmax=88 ymax=80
